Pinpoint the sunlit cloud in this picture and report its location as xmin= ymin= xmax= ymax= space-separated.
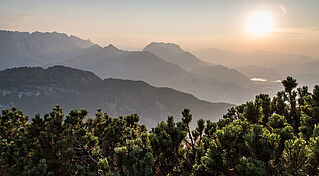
xmin=279 ymin=4 xmax=287 ymax=14
xmin=272 ymin=26 xmax=319 ymax=35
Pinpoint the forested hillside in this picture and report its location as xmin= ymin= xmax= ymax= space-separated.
xmin=1 ymin=77 xmax=318 ymax=175
xmin=0 ymin=66 xmax=232 ymax=127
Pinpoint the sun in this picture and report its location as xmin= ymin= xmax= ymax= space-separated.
xmin=246 ymin=11 xmax=273 ymax=36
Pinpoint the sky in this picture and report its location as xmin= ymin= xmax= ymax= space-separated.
xmin=1 ymin=0 xmax=319 ymax=57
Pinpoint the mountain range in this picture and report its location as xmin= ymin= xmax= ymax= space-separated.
xmin=193 ymin=48 xmax=319 ymax=86
xmin=235 ymin=65 xmax=283 ymax=82
xmin=61 ymin=42 xmax=266 ymax=104
xmin=0 ymin=66 xmax=233 ymax=127
xmin=0 ymin=30 xmax=93 ymax=70
xmin=0 ymin=30 xmax=301 ymax=104
xmin=193 ymin=48 xmax=315 ymax=68
xmin=143 ymin=42 xmax=208 ymax=70
xmin=1 ymin=29 xmax=317 ymax=123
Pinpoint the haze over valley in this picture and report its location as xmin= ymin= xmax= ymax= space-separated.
xmin=1 ymin=29 xmax=318 ymax=114
xmin=1 ymin=1 xmax=319 ymax=175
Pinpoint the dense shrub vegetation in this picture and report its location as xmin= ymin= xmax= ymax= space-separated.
xmin=1 ymin=77 xmax=319 ymax=175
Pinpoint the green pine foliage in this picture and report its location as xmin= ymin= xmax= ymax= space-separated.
xmin=1 ymin=77 xmax=319 ymax=175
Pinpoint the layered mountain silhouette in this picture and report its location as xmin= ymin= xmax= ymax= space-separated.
xmin=193 ymin=48 xmax=315 ymax=68
xmin=0 ymin=30 xmax=93 ymax=69
xmin=279 ymin=60 xmax=319 ymax=76
xmin=61 ymin=43 xmax=262 ymax=104
xmin=280 ymin=60 xmax=319 ymax=88
xmin=0 ymin=66 xmax=233 ymax=127
xmin=0 ymin=30 xmax=283 ymax=104
xmin=143 ymin=42 xmax=184 ymax=59
xmin=62 ymin=44 xmax=190 ymax=86
xmin=190 ymin=65 xmax=253 ymax=86
xmin=143 ymin=42 xmax=208 ymax=70
xmin=194 ymin=48 xmax=319 ymax=86
xmin=235 ymin=65 xmax=283 ymax=82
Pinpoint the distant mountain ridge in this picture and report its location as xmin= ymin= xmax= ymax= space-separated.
xmin=193 ymin=48 xmax=317 ymax=68
xmin=143 ymin=42 xmax=184 ymax=59
xmin=0 ymin=30 xmax=93 ymax=69
xmin=193 ymin=48 xmax=319 ymax=87
xmin=0 ymin=30 xmax=281 ymax=104
xmin=0 ymin=66 xmax=233 ymax=127
xmin=61 ymin=43 xmax=264 ymax=104
xmin=235 ymin=65 xmax=283 ymax=82
xmin=190 ymin=65 xmax=253 ymax=86
xmin=143 ymin=42 xmax=208 ymax=70
xmin=61 ymin=44 xmax=190 ymax=86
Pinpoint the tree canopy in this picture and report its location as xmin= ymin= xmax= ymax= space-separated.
xmin=1 ymin=77 xmax=319 ymax=175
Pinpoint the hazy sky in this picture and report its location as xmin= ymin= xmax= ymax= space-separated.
xmin=1 ymin=0 xmax=319 ymax=57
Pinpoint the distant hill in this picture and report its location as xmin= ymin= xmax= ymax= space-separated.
xmin=272 ymin=60 xmax=319 ymax=87
xmin=0 ymin=66 xmax=233 ymax=127
xmin=143 ymin=42 xmax=208 ymax=70
xmin=278 ymin=60 xmax=319 ymax=76
xmin=235 ymin=65 xmax=283 ymax=82
xmin=291 ymin=73 xmax=319 ymax=89
xmin=62 ymin=44 xmax=191 ymax=86
xmin=143 ymin=42 xmax=184 ymax=59
xmin=190 ymin=65 xmax=253 ymax=86
xmin=194 ymin=48 xmax=318 ymax=86
xmin=0 ymin=30 xmax=281 ymax=104
xmin=0 ymin=30 xmax=93 ymax=69
xmin=193 ymin=48 xmax=316 ymax=68
xmin=62 ymin=44 xmax=261 ymax=104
